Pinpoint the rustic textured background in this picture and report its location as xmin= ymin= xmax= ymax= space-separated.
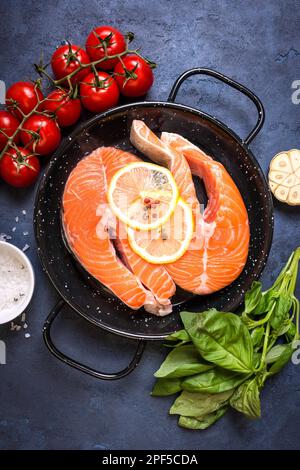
xmin=0 ymin=0 xmax=300 ymax=450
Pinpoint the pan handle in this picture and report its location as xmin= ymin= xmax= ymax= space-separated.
xmin=167 ymin=68 xmax=265 ymax=145
xmin=43 ymin=299 xmax=146 ymax=380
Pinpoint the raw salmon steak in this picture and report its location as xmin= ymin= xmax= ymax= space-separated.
xmin=98 ymin=146 xmax=176 ymax=312
xmin=130 ymin=120 xmax=250 ymax=294
xmin=62 ymin=149 xmax=172 ymax=314
xmin=161 ymin=132 xmax=250 ymax=294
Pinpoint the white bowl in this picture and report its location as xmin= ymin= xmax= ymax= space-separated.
xmin=0 ymin=241 xmax=35 ymax=325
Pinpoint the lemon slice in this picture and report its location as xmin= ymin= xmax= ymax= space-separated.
xmin=127 ymin=198 xmax=194 ymax=264
xmin=268 ymin=149 xmax=300 ymax=205
xmin=107 ymin=162 xmax=179 ymax=230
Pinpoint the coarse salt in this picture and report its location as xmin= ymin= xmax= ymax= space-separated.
xmin=0 ymin=233 xmax=12 ymax=241
xmin=0 ymin=251 xmax=30 ymax=314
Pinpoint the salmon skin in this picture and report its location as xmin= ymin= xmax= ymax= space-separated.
xmin=62 ymin=149 xmax=172 ymax=315
xmin=130 ymin=120 xmax=250 ymax=294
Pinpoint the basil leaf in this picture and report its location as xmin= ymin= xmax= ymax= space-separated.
xmin=266 ymin=344 xmax=290 ymax=364
xmin=244 ymin=281 xmax=262 ymax=313
xmin=164 ymin=329 xmax=191 ymax=347
xmin=275 ymin=320 xmax=293 ymax=337
xmin=285 ymin=322 xmax=296 ymax=341
xmin=251 ymin=326 xmax=265 ymax=349
xmin=252 ymin=289 xmax=278 ymax=316
xmin=268 ymin=343 xmax=293 ymax=376
xmin=178 ymin=407 xmax=227 ymax=430
xmin=230 ymin=377 xmax=261 ymax=419
xmin=253 ymin=351 xmax=262 ymax=368
xmin=182 ymin=367 xmax=250 ymax=394
xmin=169 ymin=389 xmax=233 ymax=417
xmin=181 ymin=310 xmax=254 ymax=374
xmin=180 ymin=309 xmax=218 ymax=331
xmin=270 ymin=294 xmax=293 ymax=330
xmin=151 ymin=378 xmax=182 ymax=396
xmin=154 ymin=345 xmax=214 ymax=379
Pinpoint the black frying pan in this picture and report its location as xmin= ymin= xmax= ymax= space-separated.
xmin=34 ymin=68 xmax=273 ymax=380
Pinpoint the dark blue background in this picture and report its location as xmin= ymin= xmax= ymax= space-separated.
xmin=0 ymin=0 xmax=300 ymax=450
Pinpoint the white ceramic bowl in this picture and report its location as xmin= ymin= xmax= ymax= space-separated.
xmin=0 ymin=241 xmax=35 ymax=325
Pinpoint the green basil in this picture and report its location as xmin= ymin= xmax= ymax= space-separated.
xmin=181 ymin=310 xmax=254 ymax=374
xmin=285 ymin=322 xmax=296 ymax=341
xmin=270 ymin=294 xmax=293 ymax=330
xmin=154 ymin=344 xmax=214 ymax=379
xmin=268 ymin=343 xmax=293 ymax=376
xmin=275 ymin=320 xmax=293 ymax=336
xmin=169 ymin=389 xmax=233 ymax=417
xmin=182 ymin=367 xmax=250 ymax=394
xmin=151 ymin=378 xmax=182 ymax=396
xmin=266 ymin=344 xmax=290 ymax=364
xmin=164 ymin=329 xmax=191 ymax=347
xmin=244 ymin=281 xmax=262 ymax=313
xmin=178 ymin=407 xmax=227 ymax=430
xmin=251 ymin=326 xmax=265 ymax=349
xmin=252 ymin=289 xmax=278 ymax=315
xmin=230 ymin=377 xmax=261 ymax=419
xmin=151 ymin=249 xmax=300 ymax=432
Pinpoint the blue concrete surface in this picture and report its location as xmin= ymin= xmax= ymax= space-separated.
xmin=0 ymin=0 xmax=300 ymax=450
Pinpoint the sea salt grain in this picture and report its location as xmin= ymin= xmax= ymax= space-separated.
xmin=0 ymin=252 xmax=30 ymax=313
xmin=25 ymin=333 xmax=31 ymax=339
xmin=22 ymin=244 xmax=30 ymax=252
xmin=0 ymin=233 xmax=12 ymax=241
xmin=10 ymin=322 xmax=18 ymax=331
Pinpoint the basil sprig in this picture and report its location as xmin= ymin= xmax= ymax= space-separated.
xmin=152 ymin=247 xmax=300 ymax=430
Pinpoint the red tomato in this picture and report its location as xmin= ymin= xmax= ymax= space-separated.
xmin=86 ymin=25 xmax=126 ymax=70
xmin=42 ymin=89 xmax=81 ymax=127
xmin=80 ymin=71 xmax=119 ymax=113
xmin=0 ymin=147 xmax=40 ymax=187
xmin=114 ymin=55 xmax=154 ymax=97
xmin=21 ymin=115 xmax=61 ymax=155
xmin=6 ymin=82 xmax=44 ymax=120
xmin=51 ymin=44 xmax=91 ymax=85
xmin=0 ymin=111 xmax=20 ymax=150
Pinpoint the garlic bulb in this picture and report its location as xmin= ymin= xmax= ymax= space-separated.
xmin=268 ymin=149 xmax=300 ymax=205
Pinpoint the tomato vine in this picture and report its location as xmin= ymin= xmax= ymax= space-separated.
xmin=0 ymin=26 xmax=155 ymax=186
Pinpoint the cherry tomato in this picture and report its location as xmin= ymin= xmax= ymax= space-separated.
xmin=21 ymin=115 xmax=61 ymax=155
xmin=86 ymin=25 xmax=126 ymax=70
xmin=51 ymin=44 xmax=91 ymax=85
xmin=6 ymin=82 xmax=43 ymax=120
xmin=114 ymin=55 xmax=154 ymax=97
xmin=42 ymin=89 xmax=81 ymax=127
xmin=0 ymin=111 xmax=20 ymax=150
xmin=0 ymin=147 xmax=40 ymax=187
xmin=80 ymin=71 xmax=119 ymax=113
